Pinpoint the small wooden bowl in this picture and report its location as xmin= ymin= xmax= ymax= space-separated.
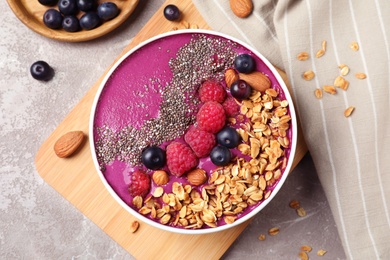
xmin=6 ymin=0 xmax=139 ymax=42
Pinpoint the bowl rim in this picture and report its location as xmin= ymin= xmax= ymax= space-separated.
xmin=89 ymin=29 xmax=298 ymax=235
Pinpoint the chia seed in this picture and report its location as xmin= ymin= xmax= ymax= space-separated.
xmin=95 ymin=34 xmax=238 ymax=170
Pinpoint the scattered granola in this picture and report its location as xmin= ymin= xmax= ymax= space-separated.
xmin=296 ymin=207 xmax=307 ymax=217
xmin=355 ymin=72 xmax=367 ymax=79
xmin=301 ymin=245 xmax=312 ymax=252
xmin=303 ymin=70 xmax=315 ymax=81
xmin=314 ymin=88 xmax=323 ymax=99
xmin=298 ymin=251 xmax=309 ymax=260
xmin=350 ymin=41 xmax=359 ymax=51
xmin=344 ymin=106 xmax=355 ymax=117
xmin=130 ymin=220 xmax=140 ymax=233
xmin=258 ymin=234 xmax=266 ymax=241
xmin=268 ymin=227 xmax=280 ymax=236
xmin=317 ymin=249 xmax=327 ymax=256
xmin=289 ymin=199 xmax=300 ymax=209
xmin=323 ymin=85 xmax=337 ymax=95
xmin=297 ymin=52 xmax=309 ymax=61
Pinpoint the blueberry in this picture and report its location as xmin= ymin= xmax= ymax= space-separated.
xmin=234 ymin=54 xmax=255 ymax=74
xmin=77 ymin=0 xmax=96 ymax=12
xmin=30 ymin=61 xmax=54 ymax=81
xmin=38 ymin=0 xmax=58 ymax=6
xmin=79 ymin=12 xmax=101 ymax=30
xmin=230 ymin=79 xmax=252 ymax=100
xmin=217 ymin=127 xmax=241 ymax=148
xmin=62 ymin=16 xmax=80 ymax=32
xmin=141 ymin=146 xmax=166 ymax=170
xmin=163 ymin=4 xmax=180 ymax=21
xmin=210 ymin=146 xmax=232 ymax=166
xmin=58 ymin=0 xmax=79 ymax=15
xmin=97 ymin=2 xmax=119 ymax=21
xmin=43 ymin=9 xmax=63 ymax=29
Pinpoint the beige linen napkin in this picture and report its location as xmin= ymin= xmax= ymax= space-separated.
xmin=193 ymin=0 xmax=390 ymax=259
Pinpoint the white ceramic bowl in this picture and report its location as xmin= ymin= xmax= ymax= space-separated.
xmin=89 ymin=30 xmax=297 ymax=234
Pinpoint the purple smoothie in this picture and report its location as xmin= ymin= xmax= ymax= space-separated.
xmin=92 ymin=31 xmax=294 ymax=230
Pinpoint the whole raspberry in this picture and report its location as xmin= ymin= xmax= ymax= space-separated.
xmin=184 ymin=126 xmax=216 ymax=158
xmin=196 ymin=101 xmax=226 ymax=134
xmin=128 ymin=170 xmax=151 ymax=198
xmin=166 ymin=142 xmax=198 ymax=177
xmin=222 ymin=96 xmax=240 ymax=117
xmin=198 ymin=80 xmax=226 ymax=103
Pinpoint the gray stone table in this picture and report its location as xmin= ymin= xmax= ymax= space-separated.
xmin=0 ymin=1 xmax=345 ymax=259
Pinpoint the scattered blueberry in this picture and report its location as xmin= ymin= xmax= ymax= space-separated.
xmin=234 ymin=54 xmax=255 ymax=73
xmin=58 ymin=0 xmax=79 ymax=15
xmin=230 ymin=79 xmax=252 ymax=100
xmin=163 ymin=4 xmax=180 ymax=21
xmin=38 ymin=0 xmax=59 ymax=6
xmin=217 ymin=127 xmax=241 ymax=148
xmin=79 ymin=12 xmax=101 ymax=30
xmin=77 ymin=0 xmax=96 ymax=12
xmin=210 ymin=146 xmax=232 ymax=166
xmin=141 ymin=146 xmax=166 ymax=170
xmin=30 ymin=61 xmax=54 ymax=81
xmin=43 ymin=9 xmax=63 ymax=29
xmin=62 ymin=15 xmax=80 ymax=32
xmin=97 ymin=2 xmax=120 ymax=21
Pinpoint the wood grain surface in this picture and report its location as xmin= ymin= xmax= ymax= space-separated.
xmin=6 ymin=0 xmax=139 ymax=42
xmin=35 ymin=0 xmax=308 ymax=259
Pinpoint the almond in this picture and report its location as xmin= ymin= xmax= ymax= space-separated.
xmin=230 ymin=0 xmax=253 ymax=18
xmin=225 ymin=68 xmax=239 ymax=88
xmin=187 ymin=168 xmax=207 ymax=186
xmin=152 ymin=170 xmax=169 ymax=186
xmin=54 ymin=131 xmax=84 ymax=158
xmin=239 ymin=72 xmax=271 ymax=92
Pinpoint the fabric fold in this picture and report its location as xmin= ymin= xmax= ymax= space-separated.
xmin=193 ymin=0 xmax=390 ymax=259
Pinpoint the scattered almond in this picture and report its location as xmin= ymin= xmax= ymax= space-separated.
xmin=225 ymin=68 xmax=239 ymax=88
xmin=54 ymin=131 xmax=84 ymax=158
xmin=355 ymin=72 xmax=366 ymax=79
xmin=152 ymin=170 xmax=169 ymax=186
xmin=344 ymin=106 xmax=355 ymax=117
xmin=239 ymin=71 xmax=271 ymax=92
xmin=297 ymin=52 xmax=309 ymax=61
xmin=187 ymin=168 xmax=207 ymax=186
xmin=130 ymin=220 xmax=140 ymax=233
xmin=153 ymin=187 xmax=164 ymax=197
xmin=303 ymin=70 xmax=315 ymax=81
xmin=230 ymin=0 xmax=253 ymax=18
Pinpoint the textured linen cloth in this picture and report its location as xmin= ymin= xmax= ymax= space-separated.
xmin=192 ymin=0 xmax=390 ymax=259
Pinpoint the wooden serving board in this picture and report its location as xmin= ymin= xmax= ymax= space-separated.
xmin=35 ymin=0 xmax=308 ymax=259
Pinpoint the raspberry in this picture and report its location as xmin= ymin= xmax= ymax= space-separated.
xmin=166 ymin=142 xmax=198 ymax=176
xmin=222 ymin=96 xmax=240 ymax=117
xmin=198 ymin=80 xmax=226 ymax=103
xmin=196 ymin=101 xmax=226 ymax=134
xmin=184 ymin=126 xmax=216 ymax=158
xmin=128 ymin=170 xmax=150 ymax=198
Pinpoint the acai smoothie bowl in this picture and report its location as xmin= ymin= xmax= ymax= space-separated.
xmin=89 ymin=30 xmax=297 ymax=234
